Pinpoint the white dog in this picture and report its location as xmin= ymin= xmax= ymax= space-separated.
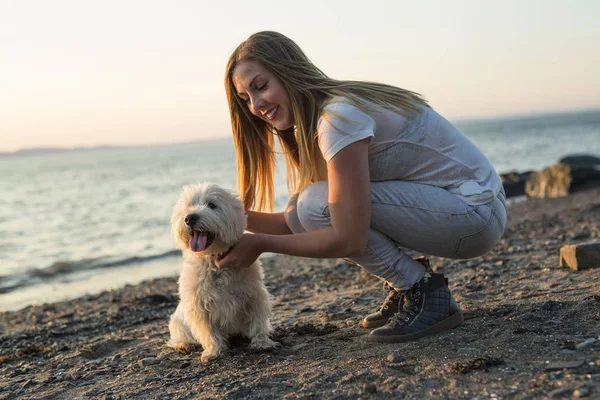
xmin=168 ymin=182 xmax=278 ymax=362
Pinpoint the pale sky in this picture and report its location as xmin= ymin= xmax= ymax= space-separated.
xmin=1 ymin=0 xmax=599 ymax=152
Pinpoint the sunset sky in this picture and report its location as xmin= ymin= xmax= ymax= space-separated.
xmin=1 ymin=0 xmax=599 ymax=152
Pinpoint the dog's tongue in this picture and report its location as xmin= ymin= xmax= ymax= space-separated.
xmin=190 ymin=232 xmax=208 ymax=252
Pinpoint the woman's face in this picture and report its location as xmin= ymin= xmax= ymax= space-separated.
xmin=232 ymin=59 xmax=294 ymax=131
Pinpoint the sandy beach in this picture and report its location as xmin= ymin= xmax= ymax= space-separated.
xmin=1 ymin=188 xmax=599 ymax=400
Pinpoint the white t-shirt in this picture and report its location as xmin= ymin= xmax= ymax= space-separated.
xmin=316 ymin=98 xmax=502 ymax=206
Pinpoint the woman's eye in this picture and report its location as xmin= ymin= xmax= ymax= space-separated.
xmin=257 ymin=82 xmax=267 ymax=91
xmin=207 ymin=202 xmax=217 ymax=209
xmin=240 ymin=97 xmax=249 ymax=104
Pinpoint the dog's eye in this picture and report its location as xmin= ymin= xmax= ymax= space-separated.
xmin=207 ymin=202 xmax=217 ymax=209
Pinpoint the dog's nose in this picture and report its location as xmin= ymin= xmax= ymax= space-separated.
xmin=184 ymin=214 xmax=199 ymax=226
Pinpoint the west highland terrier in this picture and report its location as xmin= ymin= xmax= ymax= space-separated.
xmin=168 ymin=182 xmax=278 ymax=362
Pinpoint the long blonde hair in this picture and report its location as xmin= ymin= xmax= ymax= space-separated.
xmin=225 ymin=31 xmax=428 ymax=211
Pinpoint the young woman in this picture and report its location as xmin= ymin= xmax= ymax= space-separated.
xmin=217 ymin=31 xmax=507 ymax=343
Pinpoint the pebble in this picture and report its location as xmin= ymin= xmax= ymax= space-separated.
xmin=144 ymin=375 xmax=162 ymax=383
xmin=545 ymin=360 xmax=585 ymax=371
xmin=345 ymin=319 xmax=354 ymax=327
xmin=573 ymin=388 xmax=590 ymax=398
xmin=387 ymin=353 xmax=403 ymax=363
xmin=362 ymin=383 xmax=377 ymax=394
xmin=290 ymin=343 xmax=310 ymax=353
xmin=549 ymin=387 xmax=573 ymax=398
xmin=575 ymin=338 xmax=597 ymax=350
xmin=138 ymin=357 xmax=160 ymax=367
xmin=457 ymin=347 xmax=476 ymax=353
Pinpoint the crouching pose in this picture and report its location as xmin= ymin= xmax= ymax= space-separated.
xmin=216 ymin=31 xmax=507 ymax=343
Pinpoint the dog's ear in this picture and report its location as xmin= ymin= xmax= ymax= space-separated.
xmin=171 ymin=191 xmax=191 ymax=250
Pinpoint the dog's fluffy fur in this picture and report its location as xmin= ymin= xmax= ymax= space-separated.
xmin=168 ymin=182 xmax=278 ymax=362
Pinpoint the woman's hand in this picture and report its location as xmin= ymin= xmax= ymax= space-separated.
xmin=215 ymin=233 xmax=265 ymax=269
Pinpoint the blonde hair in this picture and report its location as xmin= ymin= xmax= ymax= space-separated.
xmin=225 ymin=31 xmax=429 ymax=211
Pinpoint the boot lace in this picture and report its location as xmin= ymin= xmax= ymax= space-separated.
xmin=388 ymin=280 xmax=424 ymax=325
xmin=379 ymin=282 xmax=402 ymax=312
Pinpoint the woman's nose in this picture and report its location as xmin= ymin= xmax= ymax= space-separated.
xmin=249 ymin=95 xmax=264 ymax=115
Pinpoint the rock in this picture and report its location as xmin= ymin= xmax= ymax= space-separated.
xmin=457 ymin=347 xmax=477 ymax=353
xmin=559 ymin=154 xmax=600 ymax=169
xmin=550 ymin=387 xmax=574 ymax=398
xmin=180 ymin=361 xmax=191 ymax=369
xmin=138 ymin=357 xmax=160 ymax=367
xmin=144 ymin=375 xmax=162 ymax=383
xmin=570 ymin=168 xmax=600 ymax=192
xmin=290 ymin=343 xmax=309 ymax=353
xmin=544 ymin=360 xmax=585 ymax=371
xmin=525 ymin=163 xmax=572 ymax=198
xmin=362 ymin=383 xmax=377 ymax=394
xmin=558 ymin=154 xmax=600 ymax=192
xmin=500 ymin=171 xmax=533 ymax=198
xmin=574 ymin=338 xmax=597 ymax=350
xmin=573 ymin=387 xmax=590 ymax=398
xmin=387 ymin=353 xmax=403 ymax=363
xmin=560 ymin=241 xmax=600 ymax=270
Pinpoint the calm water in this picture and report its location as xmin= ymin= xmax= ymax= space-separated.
xmin=1 ymin=110 xmax=599 ymax=311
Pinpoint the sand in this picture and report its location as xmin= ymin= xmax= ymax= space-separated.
xmin=1 ymin=188 xmax=599 ymax=399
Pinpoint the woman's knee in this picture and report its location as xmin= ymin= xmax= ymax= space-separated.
xmin=284 ymin=192 xmax=305 ymax=234
xmin=296 ymin=181 xmax=330 ymax=231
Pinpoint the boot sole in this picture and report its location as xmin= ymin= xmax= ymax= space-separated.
xmin=366 ymin=311 xmax=464 ymax=343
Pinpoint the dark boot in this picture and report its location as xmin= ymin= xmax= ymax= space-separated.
xmin=361 ymin=257 xmax=431 ymax=329
xmin=367 ymin=273 xmax=463 ymax=343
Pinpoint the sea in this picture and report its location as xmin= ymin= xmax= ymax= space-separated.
xmin=1 ymin=109 xmax=600 ymax=311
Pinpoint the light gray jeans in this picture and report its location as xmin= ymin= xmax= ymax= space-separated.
xmin=284 ymin=182 xmax=507 ymax=291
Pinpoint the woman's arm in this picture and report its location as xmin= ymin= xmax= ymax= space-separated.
xmin=258 ymin=138 xmax=371 ymax=257
xmin=216 ymin=138 xmax=371 ymax=269
xmin=246 ymin=211 xmax=292 ymax=235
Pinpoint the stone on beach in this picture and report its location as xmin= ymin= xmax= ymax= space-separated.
xmin=525 ymin=162 xmax=572 ymax=199
xmin=559 ymin=241 xmax=600 ymax=270
xmin=500 ymin=153 xmax=600 ymax=198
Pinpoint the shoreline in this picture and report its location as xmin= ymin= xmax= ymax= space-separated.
xmin=1 ymin=188 xmax=599 ymax=399
xmin=0 ymin=194 xmax=553 ymax=314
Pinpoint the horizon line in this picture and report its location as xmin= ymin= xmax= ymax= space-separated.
xmin=2 ymin=107 xmax=599 ymax=156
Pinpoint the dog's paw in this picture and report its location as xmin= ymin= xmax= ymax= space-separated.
xmin=249 ymin=336 xmax=281 ymax=351
xmin=169 ymin=342 xmax=198 ymax=354
xmin=200 ymin=350 xmax=221 ymax=363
